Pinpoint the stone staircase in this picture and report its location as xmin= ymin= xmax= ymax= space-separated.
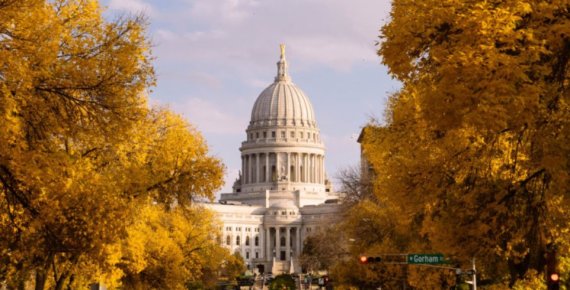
xmin=271 ymin=258 xmax=288 ymax=274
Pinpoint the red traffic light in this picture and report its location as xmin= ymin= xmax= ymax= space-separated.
xmin=359 ymin=256 xmax=381 ymax=264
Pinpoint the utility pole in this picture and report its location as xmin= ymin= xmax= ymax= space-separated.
xmin=472 ymin=258 xmax=477 ymax=290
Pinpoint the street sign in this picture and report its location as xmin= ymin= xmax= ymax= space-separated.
xmin=407 ymin=253 xmax=445 ymax=264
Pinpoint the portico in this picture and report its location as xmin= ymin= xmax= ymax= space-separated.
xmin=264 ymin=226 xmax=302 ymax=261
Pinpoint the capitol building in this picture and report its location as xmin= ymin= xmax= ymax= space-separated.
xmin=205 ymin=45 xmax=341 ymax=275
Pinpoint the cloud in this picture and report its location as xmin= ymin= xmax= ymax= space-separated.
xmin=179 ymin=98 xmax=247 ymax=135
xmin=107 ymin=0 xmax=154 ymax=15
xmin=189 ymin=0 xmax=260 ymax=25
xmin=143 ymin=0 xmax=391 ymax=73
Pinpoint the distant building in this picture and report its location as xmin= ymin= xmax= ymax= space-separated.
xmin=203 ymin=45 xmax=341 ymax=275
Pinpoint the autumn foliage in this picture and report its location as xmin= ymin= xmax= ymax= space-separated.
xmin=0 ymin=0 xmax=233 ymax=288
xmin=338 ymin=0 xmax=570 ymax=288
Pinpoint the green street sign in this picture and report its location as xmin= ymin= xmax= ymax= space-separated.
xmin=407 ymin=253 xmax=445 ymax=264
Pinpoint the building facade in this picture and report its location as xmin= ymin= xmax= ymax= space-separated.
xmin=205 ymin=45 xmax=340 ymax=275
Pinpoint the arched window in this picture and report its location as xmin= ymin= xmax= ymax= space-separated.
xmin=255 ymin=236 xmax=259 ymax=246
xmin=226 ymin=235 xmax=231 ymax=245
xmin=245 ymin=236 xmax=250 ymax=246
xmin=236 ymin=236 xmax=241 ymax=246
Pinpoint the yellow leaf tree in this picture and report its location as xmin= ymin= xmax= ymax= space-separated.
xmin=358 ymin=0 xmax=569 ymax=287
xmin=0 ymin=1 xmax=224 ymax=289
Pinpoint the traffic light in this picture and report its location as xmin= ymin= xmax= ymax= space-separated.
xmin=548 ymin=272 xmax=560 ymax=290
xmin=359 ymin=256 xmax=382 ymax=264
xmin=546 ymin=244 xmax=560 ymax=290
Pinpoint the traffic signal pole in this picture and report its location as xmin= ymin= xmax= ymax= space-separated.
xmin=358 ymin=254 xmax=478 ymax=290
xmin=472 ymin=258 xmax=477 ymax=290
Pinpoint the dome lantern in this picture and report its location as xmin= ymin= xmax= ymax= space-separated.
xmin=275 ymin=43 xmax=290 ymax=82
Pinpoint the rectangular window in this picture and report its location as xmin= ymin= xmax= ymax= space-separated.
xmin=271 ymin=131 xmax=276 ymax=138
xmin=246 ymin=252 xmax=249 ymax=259
xmin=300 ymin=132 xmax=304 ymax=138
xmin=263 ymin=132 xmax=267 ymax=138
xmin=256 ymin=132 xmax=259 ymax=138
xmin=291 ymin=131 xmax=295 ymax=138
xmin=255 ymin=252 xmax=259 ymax=259
xmin=281 ymin=131 xmax=285 ymax=138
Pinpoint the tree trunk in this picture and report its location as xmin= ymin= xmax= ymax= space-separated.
xmin=35 ymin=270 xmax=47 ymax=290
xmin=17 ymin=276 xmax=26 ymax=290
xmin=54 ymin=272 xmax=69 ymax=290
xmin=66 ymin=274 xmax=75 ymax=290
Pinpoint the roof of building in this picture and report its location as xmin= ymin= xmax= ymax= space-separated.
xmin=249 ymin=45 xmax=317 ymax=129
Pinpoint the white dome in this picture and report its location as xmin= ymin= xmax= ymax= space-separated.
xmin=250 ymin=81 xmax=316 ymax=128
xmin=249 ymin=45 xmax=317 ymax=129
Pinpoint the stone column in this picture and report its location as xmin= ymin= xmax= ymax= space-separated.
xmin=240 ymin=226 xmax=244 ymax=259
xmin=315 ymin=155 xmax=319 ymax=184
xmin=258 ymin=230 xmax=262 ymax=258
xmin=250 ymin=230 xmax=255 ymax=260
xmin=319 ymin=155 xmax=323 ymax=184
xmin=317 ymin=155 xmax=321 ymax=184
xmin=296 ymin=153 xmax=300 ymax=183
xmin=265 ymin=153 xmax=269 ymax=183
xmin=287 ymin=152 xmax=291 ymax=181
xmin=306 ymin=154 xmax=309 ymax=183
xmin=275 ymin=227 xmax=281 ymax=260
xmin=301 ymin=153 xmax=304 ymax=183
xmin=256 ymin=153 xmax=260 ymax=183
xmin=286 ymin=226 xmax=291 ymax=260
xmin=309 ymin=154 xmax=315 ymax=183
xmin=245 ymin=155 xmax=249 ymax=184
xmin=249 ymin=154 xmax=253 ymax=184
xmin=296 ymin=227 xmax=301 ymax=257
xmin=314 ymin=155 xmax=317 ymax=183
xmin=322 ymin=156 xmax=325 ymax=184
xmin=266 ymin=227 xmax=271 ymax=260
xmin=241 ymin=156 xmax=245 ymax=185
xmin=275 ymin=152 xmax=280 ymax=182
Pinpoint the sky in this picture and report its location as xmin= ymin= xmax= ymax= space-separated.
xmin=100 ymin=0 xmax=400 ymax=196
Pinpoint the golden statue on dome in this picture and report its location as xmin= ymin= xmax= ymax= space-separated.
xmin=280 ymin=43 xmax=286 ymax=59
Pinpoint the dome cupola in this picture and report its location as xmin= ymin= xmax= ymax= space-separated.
xmin=237 ymin=45 xmax=326 ymax=195
xmin=249 ymin=44 xmax=317 ymax=129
